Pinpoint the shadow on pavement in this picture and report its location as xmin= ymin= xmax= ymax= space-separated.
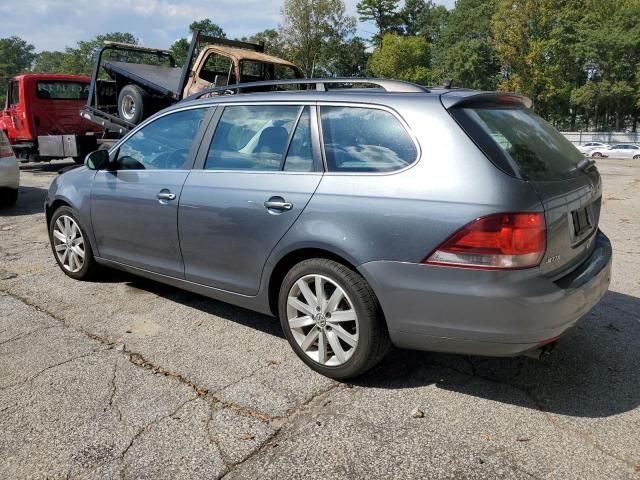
xmin=355 ymin=290 xmax=639 ymax=418
xmin=96 ymin=269 xmax=284 ymax=339
xmin=18 ymin=159 xmax=76 ymax=174
xmin=0 ymin=186 xmax=49 ymax=216
xmin=99 ymin=259 xmax=639 ymax=419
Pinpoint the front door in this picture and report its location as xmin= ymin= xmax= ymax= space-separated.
xmin=91 ymin=106 xmax=210 ymax=277
xmin=179 ymin=104 xmax=322 ymax=295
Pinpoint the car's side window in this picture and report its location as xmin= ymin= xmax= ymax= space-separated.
xmin=205 ymin=105 xmax=312 ymax=171
xmin=115 ymin=108 xmax=207 ymax=170
xmin=320 ymin=106 xmax=417 ymax=173
xmin=9 ymin=81 xmax=19 ymax=106
xmin=283 ymin=107 xmax=313 ymax=172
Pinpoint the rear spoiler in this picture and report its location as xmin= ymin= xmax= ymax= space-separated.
xmin=440 ymin=91 xmax=532 ymax=109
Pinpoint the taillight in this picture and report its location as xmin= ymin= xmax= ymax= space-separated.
xmin=0 ymin=134 xmax=14 ymax=158
xmin=424 ymin=212 xmax=546 ymax=270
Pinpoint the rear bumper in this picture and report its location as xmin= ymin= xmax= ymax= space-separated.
xmin=359 ymin=230 xmax=612 ymax=356
xmin=0 ymin=158 xmax=19 ymax=189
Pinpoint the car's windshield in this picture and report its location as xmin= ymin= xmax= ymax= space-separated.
xmin=36 ymin=81 xmax=89 ymax=100
xmin=459 ymin=107 xmax=584 ymax=181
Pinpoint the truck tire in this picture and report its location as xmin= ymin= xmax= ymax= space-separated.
xmin=118 ymin=84 xmax=148 ymax=124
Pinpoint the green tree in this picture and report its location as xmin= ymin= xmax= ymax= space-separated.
xmin=432 ymin=0 xmax=500 ymax=90
xmin=321 ymin=36 xmax=369 ymax=76
xmin=368 ymin=34 xmax=432 ymax=84
xmin=32 ymin=51 xmax=68 ymax=73
xmin=47 ymin=32 xmax=139 ymax=75
xmin=0 ymin=36 xmax=36 ymax=103
xmin=280 ymin=0 xmax=356 ymax=77
xmin=242 ymin=29 xmax=288 ymax=58
xmin=170 ymin=19 xmax=226 ymax=66
xmin=356 ymin=0 xmax=402 ymax=46
xmin=400 ymin=0 xmax=448 ymax=42
xmin=189 ymin=19 xmax=226 ymax=38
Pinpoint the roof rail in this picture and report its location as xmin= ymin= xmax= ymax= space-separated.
xmin=184 ymin=77 xmax=429 ymax=101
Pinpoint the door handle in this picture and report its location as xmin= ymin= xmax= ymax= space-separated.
xmin=264 ymin=198 xmax=293 ymax=211
xmin=157 ymin=191 xmax=176 ymax=201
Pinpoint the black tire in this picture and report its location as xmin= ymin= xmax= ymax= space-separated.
xmin=278 ymin=258 xmax=391 ymax=380
xmin=48 ymin=206 xmax=99 ymax=280
xmin=0 ymin=188 xmax=18 ymax=207
xmin=633 ymin=155 xmax=640 ymax=160
xmin=591 ymin=151 xmax=602 ymax=158
xmin=118 ymin=84 xmax=148 ymax=124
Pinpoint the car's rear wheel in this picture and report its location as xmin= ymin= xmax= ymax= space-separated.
xmin=592 ymin=151 xmax=603 ymax=158
xmin=278 ymin=258 xmax=390 ymax=380
xmin=118 ymin=84 xmax=148 ymax=124
xmin=49 ymin=206 xmax=98 ymax=280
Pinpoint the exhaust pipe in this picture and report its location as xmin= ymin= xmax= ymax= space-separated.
xmin=522 ymin=341 xmax=557 ymax=360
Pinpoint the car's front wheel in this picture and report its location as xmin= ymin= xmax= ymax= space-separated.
xmin=278 ymin=258 xmax=390 ymax=380
xmin=591 ymin=151 xmax=603 ymax=158
xmin=49 ymin=206 xmax=99 ymax=280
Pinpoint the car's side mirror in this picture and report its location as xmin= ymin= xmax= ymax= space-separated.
xmin=85 ymin=149 xmax=110 ymax=170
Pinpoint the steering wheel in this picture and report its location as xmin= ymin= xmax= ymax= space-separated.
xmin=151 ymin=149 xmax=189 ymax=169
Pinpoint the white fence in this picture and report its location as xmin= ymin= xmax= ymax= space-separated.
xmin=561 ymin=131 xmax=639 ymax=146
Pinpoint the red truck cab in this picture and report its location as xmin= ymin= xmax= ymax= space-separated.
xmin=1 ymin=74 xmax=101 ymax=163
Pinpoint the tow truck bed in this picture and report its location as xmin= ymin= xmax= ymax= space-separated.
xmin=103 ymin=61 xmax=182 ymax=97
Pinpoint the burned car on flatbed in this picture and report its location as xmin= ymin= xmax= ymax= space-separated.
xmin=81 ymin=31 xmax=303 ymax=140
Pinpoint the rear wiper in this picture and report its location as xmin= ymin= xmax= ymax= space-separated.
xmin=575 ymin=158 xmax=596 ymax=172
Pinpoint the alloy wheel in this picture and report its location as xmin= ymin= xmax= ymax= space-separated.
xmin=52 ymin=215 xmax=85 ymax=273
xmin=121 ymin=95 xmax=136 ymax=121
xmin=286 ymin=274 xmax=359 ymax=366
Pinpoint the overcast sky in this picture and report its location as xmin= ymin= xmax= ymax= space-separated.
xmin=0 ymin=0 xmax=456 ymax=52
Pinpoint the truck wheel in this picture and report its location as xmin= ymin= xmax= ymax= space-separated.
xmin=118 ymin=85 xmax=148 ymax=124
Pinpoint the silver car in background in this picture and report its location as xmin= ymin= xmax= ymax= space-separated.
xmin=590 ymin=143 xmax=640 ymax=159
xmin=45 ymin=79 xmax=612 ymax=379
xmin=576 ymin=142 xmax=609 ymax=155
xmin=0 ymin=130 xmax=19 ymax=206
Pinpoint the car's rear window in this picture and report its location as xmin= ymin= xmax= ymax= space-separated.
xmin=36 ymin=81 xmax=89 ymax=100
xmin=453 ymin=107 xmax=583 ymax=181
xmin=320 ymin=106 xmax=417 ymax=173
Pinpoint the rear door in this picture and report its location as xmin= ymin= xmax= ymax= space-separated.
xmin=449 ymin=102 xmax=602 ymax=276
xmin=179 ymin=103 xmax=322 ymax=295
xmin=91 ymin=106 xmax=211 ymax=277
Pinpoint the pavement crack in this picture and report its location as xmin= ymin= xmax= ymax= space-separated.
xmin=219 ymin=382 xmax=341 ymax=479
xmin=0 ymin=324 xmax=58 ymax=347
xmin=106 ymin=359 xmax=122 ymax=422
xmin=0 ymin=351 xmax=97 ymax=392
xmin=119 ymin=396 xmax=198 ymax=478
xmin=431 ymin=358 xmax=638 ymax=473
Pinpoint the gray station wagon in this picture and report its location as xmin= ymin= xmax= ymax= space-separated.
xmin=46 ymin=78 xmax=612 ymax=379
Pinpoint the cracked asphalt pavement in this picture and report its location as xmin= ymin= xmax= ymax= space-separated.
xmin=1 ymin=159 xmax=639 ymax=479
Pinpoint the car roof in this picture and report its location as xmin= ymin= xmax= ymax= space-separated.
xmin=172 ymin=81 xmax=531 ymax=112
xmin=14 ymin=73 xmax=91 ymax=82
xmin=201 ymin=45 xmax=300 ymax=69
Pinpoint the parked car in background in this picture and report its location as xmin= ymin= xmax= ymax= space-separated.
xmin=0 ymin=74 xmax=102 ymax=164
xmin=46 ymin=78 xmax=612 ymax=379
xmin=0 ymin=130 xmax=19 ymax=206
xmin=590 ymin=144 xmax=640 ymax=159
xmin=577 ymin=142 xmax=609 ymax=154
